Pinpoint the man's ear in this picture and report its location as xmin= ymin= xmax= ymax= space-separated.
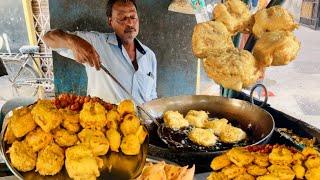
xmin=107 ymin=17 xmax=112 ymax=27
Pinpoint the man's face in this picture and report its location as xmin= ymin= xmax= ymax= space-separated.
xmin=108 ymin=1 xmax=139 ymax=43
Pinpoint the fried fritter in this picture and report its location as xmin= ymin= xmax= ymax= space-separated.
xmin=210 ymin=154 xmax=231 ymax=171
xmin=8 ymin=141 xmax=37 ymax=172
xmin=252 ymin=5 xmax=298 ymax=38
xmin=192 ymin=21 xmax=234 ymax=58
xmin=302 ymin=147 xmax=320 ymax=157
xmin=305 ymin=155 xmax=320 ymax=169
xmin=105 ymin=129 xmax=121 ymax=152
xmin=269 ymin=147 xmax=293 ymax=165
xmin=226 ymin=147 xmax=254 ymax=167
xmin=221 ymin=164 xmax=246 ymax=179
xmin=305 ymin=167 xmax=320 ymax=180
xmin=31 ymin=100 xmax=63 ymax=132
xmin=163 ymin=111 xmax=189 ymax=130
xmin=213 ymin=0 xmax=251 ymax=34
xmin=65 ymin=144 xmax=101 ymax=180
xmin=117 ymin=99 xmax=135 ymax=117
xmin=137 ymin=162 xmax=166 ymax=180
xmin=120 ymin=114 xmax=141 ymax=136
xmin=10 ymin=106 xmax=36 ymax=138
xmin=60 ymin=108 xmax=81 ymax=133
xmin=36 ymin=143 xmax=64 ymax=175
xmin=205 ymin=118 xmax=228 ymax=136
xmin=25 ymin=127 xmax=53 ymax=152
xmin=207 ymin=172 xmax=228 ymax=180
xmin=4 ymin=120 xmax=17 ymax=144
xmin=219 ymin=124 xmax=247 ymax=143
xmin=256 ymin=174 xmax=280 ymax=180
xmin=268 ymin=165 xmax=295 ymax=180
xmin=120 ymin=134 xmax=140 ymax=155
xmin=106 ymin=109 xmax=120 ymax=129
xmin=52 ymin=128 xmax=78 ymax=147
xmin=293 ymin=152 xmax=306 ymax=165
xmin=253 ymin=31 xmax=300 ymax=66
xmin=234 ymin=173 xmax=255 ymax=180
xmin=78 ymin=129 xmax=109 ymax=156
xmin=292 ymin=164 xmax=305 ymax=179
xmin=79 ymin=101 xmax=107 ymax=130
xmin=188 ymin=128 xmax=217 ymax=147
xmin=184 ymin=110 xmax=208 ymax=128
xmin=135 ymin=125 xmax=148 ymax=144
xmin=204 ymin=48 xmax=262 ymax=91
xmin=253 ymin=152 xmax=270 ymax=167
xmin=247 ymin=164 xmax=267 ymax=176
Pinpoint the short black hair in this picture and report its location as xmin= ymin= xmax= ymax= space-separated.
xmin=106 ymin=0 xmax=137 ymax=17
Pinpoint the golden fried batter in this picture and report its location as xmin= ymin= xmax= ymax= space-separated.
xmin=269 ymin=147 xmax=293 ymax=165
xmin=105 ymin=129 xmax=121 ymax=152
xmin=4 ymin=120 xmax=17 ymax=144
xmin=184 ymin=110 xmax=208 ymax=128
xmin=78 ymin=129 xmax=109 ymax=156
xmin=219 ymin=124 xmax=247 ymax=143
xmin=31 ymin=100 xmax=63 ymax=132
xmin=192 ymin=21 xmax=233 ymax=58
xmin=120 ymin=114 xmax=141 ymax=136
xmin=36 ymin=143 xmax=64 ymax=175
xmin=292 ymin=164 xmax=305 ymax=179
xmin=79 ymin=101 xmax=107 ymax=130
xmin=305 ymin=156 xmax=320 ymax=169
xmin=52 ymin=128 xmax=78 ymax=147
xmin=267 ymin=164 xmax=295 ymax=180
xmin=252 ymin=5 xmax=298 ymax=38
xmin=8 ymin=141 xmax=36 ymax=172
xmin=137 ymin=162 xmax=166 ymax=180
xmin=226 ymin=147 xmax=254 ymax=167
xmin=204 ymin=48 xmax=262 ymax=91
xmin=135 ymin=125 xmax=148 ymax=144
xmin=293 ymin=152 xmax=306 ymax=165
xmin=221 ymin=164 xmax=246 ymax=179
xmin=60 ymin=108 xmax=80 ymax=133
xmin=163 ymin=111 xmax=189 ymax=130
xmin=207 ymin=172 xmax=228 ymax=180
xmin=120 ymin=134 xmax=140 ymax=155
xmin=210 ymin=154 xmax=231 ymax=171
xmin=213 ymin=0 xmax=251 ymax=34
xmin=234 ymin=173 xmax=255 ymax=180
xmin=65 ymin=144 xmax=101 ymax=180
xmin=106 ymin=109 xmax=120 ymax=129
xmin=205 ymin=118 xmax=228 ymax=136
xmin=188 ymin=128 xmax=217 ymax=147
xmin=253 ymin=31 xmax=300 ymax=66
xmin=117 ymin=99 xmax=135 ymax=117
xmin=305 ymin=167 xmax=320 ymax=180
xmin=253 ymin=152 xmax=270 ymax=167
xmin=256 ymin=174 xmax=280 ymax=180
xmin=25 ymin=127 xmax=53 ymax=152
xmin=10 ymin=106 xmax=36 ymax=138
xmin=247 ymin=164 xmax=267 ymax=176
xmin=302 ymin=147 xmax=320 ymax=157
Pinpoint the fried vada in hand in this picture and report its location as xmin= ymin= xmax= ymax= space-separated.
xmin=120 ymin=134 xmax=140 ymax=155
xmin=25 ymin=127 xmax=53 ymax=152
xmin=79 ymin=101 xmax=107 ymax=130
xmin=36 ymin=143 xmax=64 ymax=175
xmin=65 ymin=144 xmax=102 ymax=180
xmin=52 ymin=128 xmax=78 ymax=147
xmin=31 ymin=100 xmax=63 ymax=132
xmin=78 ymin=129 xmax=109 ymax=156
xmin=105 ymin=129 xmax=121 ymax=152
xmin=10 ymin=106 xmax=37 ymax=138
xmin=8 ymin=141 xmax=36 ymax=172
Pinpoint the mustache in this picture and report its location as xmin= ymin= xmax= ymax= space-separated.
xmin=124 ymin=27 xmax=136 ymax=33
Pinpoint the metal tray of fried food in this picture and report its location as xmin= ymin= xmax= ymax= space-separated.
xmin=0 ymin=109 xmax=149 ymax=180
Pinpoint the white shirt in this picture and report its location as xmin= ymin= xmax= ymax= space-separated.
xmin=54 ymin=32 xmax=157 ymax=104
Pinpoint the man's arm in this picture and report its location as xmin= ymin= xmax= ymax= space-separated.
xmin=43 ymin=29 xmax=101 ymax=70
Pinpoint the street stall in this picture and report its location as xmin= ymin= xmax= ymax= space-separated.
xmin=0 ymin=0 xmax=320 ymax=179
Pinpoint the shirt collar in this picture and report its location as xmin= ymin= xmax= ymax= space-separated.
xmin=106 ymin=33 xmax=146 ymax=55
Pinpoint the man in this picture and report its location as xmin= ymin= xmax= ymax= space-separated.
xmin=43 ymin=0 xmax=157 ymax=104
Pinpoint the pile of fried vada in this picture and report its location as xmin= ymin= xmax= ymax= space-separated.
xmin=192 ymin=0 xmax=300 ymax=91
xmin=4 ymin=94 xmax=147 ymax=179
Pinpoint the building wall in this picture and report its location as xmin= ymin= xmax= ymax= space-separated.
xmin=49 ymin=0 xmax=197 ymax=98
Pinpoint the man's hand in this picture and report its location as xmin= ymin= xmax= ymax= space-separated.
xmin=70 ymin=36 xmax=101 ymax=70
